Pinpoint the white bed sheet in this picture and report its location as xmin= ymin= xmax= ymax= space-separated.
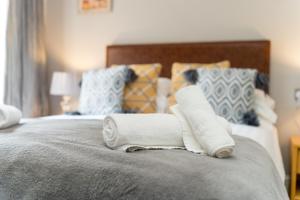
xmin=231 ymin=122 xmax=285 ymax=183
xmin=21 ymin=114 xmax=285 ymax=183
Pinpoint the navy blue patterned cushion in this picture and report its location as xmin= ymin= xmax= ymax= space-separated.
xmin=196 ymin=68 xmax=257 ymax=124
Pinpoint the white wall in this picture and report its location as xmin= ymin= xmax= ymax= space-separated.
xmin=45 ymin=0 xmax=300 ymax=173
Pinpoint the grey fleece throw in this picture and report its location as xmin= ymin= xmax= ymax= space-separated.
xmin=0 ymin=120 xmax=288 ymax=200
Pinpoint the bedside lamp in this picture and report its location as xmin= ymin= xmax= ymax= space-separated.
xmin=50 ymin=72 xmax=78 ymax=113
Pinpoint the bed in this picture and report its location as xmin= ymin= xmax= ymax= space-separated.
xmin=26 ymin=114 xmax=286 ymax=182
xmin=0 ymin=40 xmax=289 ymax=200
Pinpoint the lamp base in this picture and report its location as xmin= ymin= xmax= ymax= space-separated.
xmin=60 ymin=96 xmax=72 ymax=113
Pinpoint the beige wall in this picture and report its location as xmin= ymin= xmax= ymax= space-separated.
xmin=45 ymin=0 xmax=300 ymax=173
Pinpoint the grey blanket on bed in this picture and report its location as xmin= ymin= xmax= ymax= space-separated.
xmin=0 ymin=120 xmax=288 ymax=200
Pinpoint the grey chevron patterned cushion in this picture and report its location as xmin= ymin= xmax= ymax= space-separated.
xmin=196 ymin=68 xmax=257 ymax=124
xmin=79 ymin=66 xmax=127 ymax=115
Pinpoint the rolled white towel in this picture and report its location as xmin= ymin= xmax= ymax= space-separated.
xmin=171 ymin=104 xmax=232 ymax=154
xmin=103 ymin=114 xmax=184 ymax=152
xmin=217 ymin=116 xmax=232 ymax=135
xmin=170 ymin=105 xmax=205 ymax=154
xmin=0 ymin=105 xmax=22 ymax=129
xmin=175 ymin=85 xmax=235 ymax=158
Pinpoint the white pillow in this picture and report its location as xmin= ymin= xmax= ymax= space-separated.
xmin=156 ymin=78 xmax=171 ymax=113
xmin=254 ymin=89 xmax=277 ymax=124
xmin=157 ymin=78 xmax=171 ymax=97
xmin=156 ymin=96 xmax=168 ymax=113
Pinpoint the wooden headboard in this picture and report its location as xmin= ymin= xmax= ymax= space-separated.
xmin=106 ymin=40 xmax=270 ymax=78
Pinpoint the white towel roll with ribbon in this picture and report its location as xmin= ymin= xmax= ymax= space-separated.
xmin=175 ymin=85 xmax=235 ymax=158
xmin=103 ymin=114 xmax=184 ymax=152
xmin=170 ymin=105 xmax=205 ymax=154
xmin=171 ymin=104 xmax=232 ymax=154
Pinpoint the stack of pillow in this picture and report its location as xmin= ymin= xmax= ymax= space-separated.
xmin=78 ymin=60 xmax=276 ymax=127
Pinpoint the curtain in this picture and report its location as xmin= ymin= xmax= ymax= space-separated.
xmin=0 ymin=0 xmax=9 ymax=103
xmin=5 ymin=0 xmax=49 ymax=117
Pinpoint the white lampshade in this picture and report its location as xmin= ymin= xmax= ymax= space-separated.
xmin=50 ymin=72 xmax=78 ymax=96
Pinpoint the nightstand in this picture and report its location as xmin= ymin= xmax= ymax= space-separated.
xmin=291 ymin=136 xmax=300 ymax=200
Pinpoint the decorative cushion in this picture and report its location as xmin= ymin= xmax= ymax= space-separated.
xmin=168 ymin=60 xmax=230 ymax=106
xmin=78 ymin=68 xmax=138 ymax=87
xmin=122 ymin=64 xmax=162 ymax=113
xmin=79 ymin=66 xmax=127 ymax=115
xmin=196 ymin=68 xmax=257 ymax=124
xmin=184 ymin=70 xmax=270 ymax=94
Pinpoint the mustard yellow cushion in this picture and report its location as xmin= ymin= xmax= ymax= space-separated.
xmin=123 ymin=64 xmax=162 ymax=113
xmin=168 ymin=60 xmax=230 ymax=106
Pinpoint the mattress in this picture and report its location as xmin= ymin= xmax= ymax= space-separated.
xmin=22 ymin=114 xmax=286 ymax=183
